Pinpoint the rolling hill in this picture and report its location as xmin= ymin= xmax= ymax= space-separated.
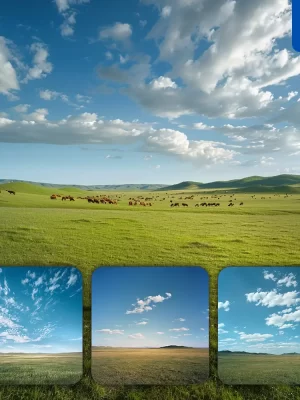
xmin=1 ymin=174 xmax=300 ymax=195
xmin=218 ymin=350 xmax=274 ymax=355
xmin=159 ymin=181 xmax=203 ymax=191
xmin=160 ymin=345 xmax=193 ymax=349
xmin=158 ymin=174 xmax=300 ymax=192
xmin=0 ymin=179 xmax=166 ymax=194
xmin=219 ymin=350 xmax=300 ymax=356
xmin=0 ymin=182 xmax=58 ymax=195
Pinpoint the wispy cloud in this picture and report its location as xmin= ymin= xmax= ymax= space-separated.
xmin=0 ymin=267 xmax=82 ymax=352
xmin=128 ymin=333 xmax=145 ymax=339
xmin=126 ymin=292 xmax=172 ymax=314
xmin=96 ymin=329 xmax=124 ymax=335
xmin=238 ymin=332 xmax=273 ymax=342
xmin=245 ymin=289 xmax=299 ymax=308
xmin=218 ymin=301 xmax=230 ymax=311
xmin=169 ymin=327 xmax=189 ymax=332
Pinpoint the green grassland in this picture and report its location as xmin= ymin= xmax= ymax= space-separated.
xmin=92 ymin=348 xmax=209 ymax=385
xmin=0 ymin=353 xmax=82 ymax=385
xmin=218 ymin=353 xmax=300 ymax=385
xmin=161 ymin=174 xmax=300 ymax=191
xmin=0 ymin=183 xmax=300 ymax=399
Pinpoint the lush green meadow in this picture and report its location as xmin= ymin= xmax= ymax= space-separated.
xmin=1 ymin=188 xmax=300 ymax=275
xmin=0 ymin=353 xmax=82 ymax=385
xmin=218 ymin=353 xmax=300 ymax=385
xmin=0 ymin=185 xmax=300 ymax=399
xmin=92 ymin=348 xmax=209 ymax=385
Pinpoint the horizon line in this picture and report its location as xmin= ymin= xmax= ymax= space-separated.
xmin=1 ymin=172 xmax=299 ymax=187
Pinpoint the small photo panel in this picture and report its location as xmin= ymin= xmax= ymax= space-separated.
xmin=92 ymin=266 xmax=209 ymax=385
xmin=218 ymin=266 xmax=300 ymax=385
xmin=0 ymin=266 xmax=83 ymax=385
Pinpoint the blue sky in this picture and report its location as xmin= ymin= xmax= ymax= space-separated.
xmin=218 ymin=267 xmax=300 ymax=355
xmin=92 ymin=267 xmax=209 ymax=348
xmin=0 ymin=267 xmax=82 ymax=353
xmin=0 ymin=1 xmax=300 ymax=185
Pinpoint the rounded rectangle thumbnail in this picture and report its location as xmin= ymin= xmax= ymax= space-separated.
xmin=218 ymin=266 xmax=300 ymax=385
xmin=0 ymin=266 xmax=83 ymax=385
xmin=91 ymin=266 xmax=209 ymax=385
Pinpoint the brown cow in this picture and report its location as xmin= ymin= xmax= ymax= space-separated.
xmin=50 ymin=195 xmax=57 ymax=199
xmin=7 ymin=190 xmax=15 ymax=195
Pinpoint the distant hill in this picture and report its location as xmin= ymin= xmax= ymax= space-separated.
xmin=232 ymin=184 xmax=300 ymax=194
xmin=0 ymin=179 xmax=167 ymax=193
xmin=218 ymin=350 xmax=300 ymax=356
xmin=201 ymin=174 xmax=300 ymax=189
xmin=160 ymin=181 xmax=203 ymax=191
xmin=219 ymin=350 xmax=273 ymax=355
xmin=0 ymin=182 xmax=57 ymax=195
xmin=160 ymin=345 xmax=192 ymax=349
xmin=158 ymin=174 xmax=300 ymax=192
xmin=220 ymin=350 xmax=300 ymax=356
xmin=2 ymin=174 xmax=300 ymax=194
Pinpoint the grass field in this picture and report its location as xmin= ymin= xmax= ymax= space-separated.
xmin=92 ymin=348 xmax=209 ymax=385
xmin=218 ymin=353 xmax=300 ymax=385
xmin=0 ymin=186 xmax=300 ymax=399
xmin=1 ymin=190 xmax=300 ymax=274
xmin=0 ymin=353 xmax=82 ymax=385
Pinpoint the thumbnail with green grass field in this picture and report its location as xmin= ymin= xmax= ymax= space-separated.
xmin=0 ymin=267 xmax=83 ymax=385
xmin=218 ymin=267 xmax=300 ymax=385
xmin=91 ymin=267 xmax=209 ymax=385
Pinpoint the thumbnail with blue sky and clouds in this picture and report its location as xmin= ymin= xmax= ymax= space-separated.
xmin=1 ymin=0 xmax=300 ymax=184
xmin=92 ymin=267 xmax=208 ymax=348
xmin=218 ymin=267 xmax=300 ymax=355
xmin=0 ymin=267 xmax=82 ymax=353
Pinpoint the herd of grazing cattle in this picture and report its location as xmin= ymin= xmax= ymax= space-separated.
xmin=45 ymin=191 xmax=293 ymax=209
xmin=0 ymin=189 xmax=292 ymax=209
xmin=50 ymin=194 xmax=119 ymax=204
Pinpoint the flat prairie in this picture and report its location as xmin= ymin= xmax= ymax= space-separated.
xmin=0 ymin=353 xmax=83 ymax=385
xmin=218 ymin=353 xmax=300 ymax=385
xmin=92 ymin=347 xmax=209 ymax=385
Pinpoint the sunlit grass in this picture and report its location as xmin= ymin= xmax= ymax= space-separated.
xmin=0 ymin=354 xmax=82 ymax=385
xmin=92 ymin=348 xmax=209 ymax=385
xmin=218 ymin=354 xmax=300 ymax=385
